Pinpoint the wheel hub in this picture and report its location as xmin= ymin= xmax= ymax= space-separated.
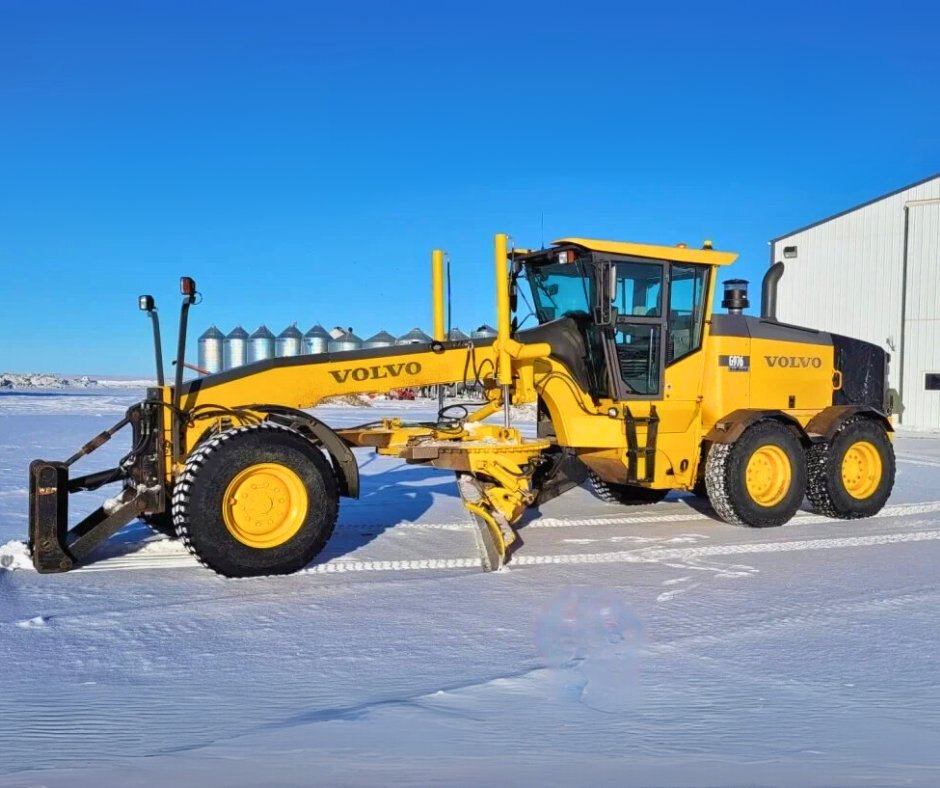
xmin=841 ymin=440 xmax=882 ymax=500
xmin=222 ymin=463 xmax=308 ymax=548
xmin=745 ymin=445 xmax=791 ymax=507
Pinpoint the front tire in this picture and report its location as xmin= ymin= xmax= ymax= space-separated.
xmin=173 ymin=422 xmax=339 ymax=577
xmin=806 ymin=417 xmax=895 ymax=519
xmin=705 ymin=420 xmax=806 ymax=527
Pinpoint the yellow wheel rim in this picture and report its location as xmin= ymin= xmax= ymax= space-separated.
xmin=841 ymin=440 xmax=882 ymax=500
xmin=745 ymin=445 xmax=792 ymax=507
xmin=222 ymin=463 xmax=308 ymax=548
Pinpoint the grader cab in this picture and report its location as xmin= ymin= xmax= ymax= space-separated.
xmin=29 ymin=234 xmax=895 ymax=577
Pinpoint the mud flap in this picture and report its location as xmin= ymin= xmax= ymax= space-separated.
xmin=455 ymin=472 xmax=517 ymax=572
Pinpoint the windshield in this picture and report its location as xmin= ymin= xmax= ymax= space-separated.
xmin=526 ymin=262 xmax=593 ymax=323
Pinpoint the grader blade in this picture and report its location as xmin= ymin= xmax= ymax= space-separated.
xmin=455 ymin=472 xmax=517 ymax=572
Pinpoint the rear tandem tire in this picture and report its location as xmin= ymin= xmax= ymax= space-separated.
xmin=173 ymin=422 xmax=339 ymax=578
xmin=588 ymin=471 xmax=669 ymax=505
xmin=705 ymin=420 xmax=806 ymax=527
xmin=805 ymin=417 xmax=895 ymax=519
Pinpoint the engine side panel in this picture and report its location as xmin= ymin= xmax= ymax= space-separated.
xmin=704 ymin=314 xmax=836 ymax=430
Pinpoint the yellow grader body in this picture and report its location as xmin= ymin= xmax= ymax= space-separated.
xmin=29 ymin=233 xmax=895 ymax=577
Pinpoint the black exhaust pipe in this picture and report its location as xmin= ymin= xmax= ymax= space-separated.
xmin=761 ymin=261 xmax=785 ymax=321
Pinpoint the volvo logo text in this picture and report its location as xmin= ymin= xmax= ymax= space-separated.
xmin=764 ymin=356 xmax=823 ymax=369
xmin=329 ymin=361 xmax=422 ymax=383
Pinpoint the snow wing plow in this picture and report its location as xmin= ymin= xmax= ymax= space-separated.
xmin=29 ymin=233 xmax=896 ymax=577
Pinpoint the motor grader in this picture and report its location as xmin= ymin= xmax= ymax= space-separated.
xmin=29 ymin=234 xmax=895 ymax=576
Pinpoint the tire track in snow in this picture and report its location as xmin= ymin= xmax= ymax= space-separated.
xmin=6 ymin=499 xmax=940 ymax=575
xmin=76 ymin=527 xmax=940 ymax=575
xmin=513 ymin=530 xmax=940 ymax=567
xmin=896 ymin=454 xmax=940 ymax=468
xmin=527 ymin=499 xmax=940 ymax=529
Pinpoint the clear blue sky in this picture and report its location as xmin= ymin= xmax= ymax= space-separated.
xmin=2 ymin=0 xmax=938 ymax=375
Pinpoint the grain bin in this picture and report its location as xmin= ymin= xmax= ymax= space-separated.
xmin=224 ymin=326 xmax=249 ymax=370
xmin=471 ymin=324 xmax=497 ymax=339
xmin=303 ymin=324 xmax=331 ymax=355
xmin=276 ymin=323 xmax=303 ymax=357
xmin=248 ymin=325 xmax=276 ymax=363
xmin=328 ymin=331 xmax=363 ymax=353
xmin=447 ymin=327 xmax=469 ymax=342
xmin=396 ymin=327 xmax=433 ymax=346
xmin=362 ymin=330 xmax=397 ymax=349
xmin=197 ymin=326 xmax=225 ymax=374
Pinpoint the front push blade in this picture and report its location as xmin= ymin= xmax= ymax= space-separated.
xmin=29 ymin=460 xmax=74 ymax=573
xmin=456 ymin=473 xmax=516 ymax=572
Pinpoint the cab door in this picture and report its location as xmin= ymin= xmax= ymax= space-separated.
xmin=604 ymin=257 xmax=667 ymax=402
xmin=661 ymin=263 xmax=711 ymax=433
xmin=601 ymin=259 xmax=711 ymax=486
xmin=603 ymin=258 xmax=711 ymax=435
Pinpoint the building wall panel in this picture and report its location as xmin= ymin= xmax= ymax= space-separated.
xmin=903 ymin=203 xmax=940 ymax=427
xmin=771 ymin=176 xmax=940 ymax=426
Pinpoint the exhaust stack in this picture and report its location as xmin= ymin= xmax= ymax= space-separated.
xmin=761 ymin=261 xmax=785 ymax=321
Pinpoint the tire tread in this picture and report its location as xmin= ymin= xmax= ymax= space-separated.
xmin=173 ymin=421 xmax=339 ymax=577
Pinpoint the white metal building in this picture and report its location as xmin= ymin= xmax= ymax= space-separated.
xmin=770 ymin=174 xmax=940 ymax=428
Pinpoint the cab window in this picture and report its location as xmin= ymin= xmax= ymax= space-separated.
xmin=612 ymin=262 xmax=662 ymax=317
xmin=668 ymin=264 xmax=709 ymax=364
xmin=528 ymin=262 xmax=592 ymax=322
xmin=612 ymin=261 xmax=664 ymax=396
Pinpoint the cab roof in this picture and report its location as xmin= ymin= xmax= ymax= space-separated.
xmin=552 ymin=237 xmax=738 ymax=266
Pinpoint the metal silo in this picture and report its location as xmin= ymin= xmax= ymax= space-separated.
xmin=303 ymin=324 xmax=331 ymax=355
xmin=276 ymin=323 xmax=303 ymax=357
xmin=396 ymin=327 xmax=433 ymax=346
xmin=224 ymin=325 xmax=249 ymax=370
xmin=328 ymin=331 xmax=363 ymax=353
xmin=248 ymin=325 xmax=276 ymax=363
xmin=329 ymin=326 xmax=350 ymax=340
xmin=471 ymin=323 xmax=497 ymax=339
xmin=363 ymin=330 xmax=397 ymax=349
xmin=448 ymin=327 xmax=469 ymax=342
xmin=198 ymin=326 xmax=225 ymax=374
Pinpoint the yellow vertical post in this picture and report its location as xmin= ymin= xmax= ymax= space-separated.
xmin=494 ymin=233 xmax=512 ymax=386
xmin=431 ymin=249 xmax=446 ymax=342
xmin=494 ymin=233 xmax=514 ymax=429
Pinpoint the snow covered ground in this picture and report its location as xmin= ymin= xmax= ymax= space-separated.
xmin=1 ymin=389 xmax=940 ymax=786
